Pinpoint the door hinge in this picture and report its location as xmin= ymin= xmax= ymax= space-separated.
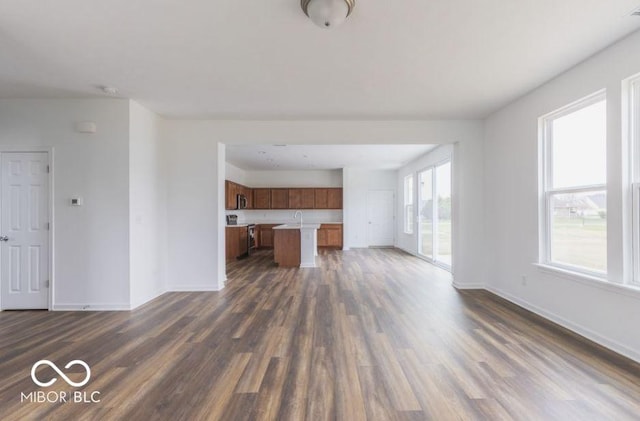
xmin=46 ymin=222 xmax=50 ymax=230
xmin=44 ymin=280 xmax=50 ymax=288
xmin=46 ymin=165 xmax=50 ymax=173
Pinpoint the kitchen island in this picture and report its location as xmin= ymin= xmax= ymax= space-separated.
xmin=272 ymin=223 xmax=320 ymax=268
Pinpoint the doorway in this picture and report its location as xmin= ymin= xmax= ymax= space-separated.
xmin=418 ymin=160 xmax=452 ymax=270
xmin=0 ymin=151 xmax=50 ymax=310
xmin=367 ymin=190 xmax=395 ymax=246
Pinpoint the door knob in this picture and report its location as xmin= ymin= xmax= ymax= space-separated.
xmin=0 ymin=236 xmax=8 ymax=242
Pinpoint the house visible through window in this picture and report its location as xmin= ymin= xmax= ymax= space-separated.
xmin=404 ymin=174 xmax=414 ymax=234
xmin=540 ymin=91 xmax=607 ymax=275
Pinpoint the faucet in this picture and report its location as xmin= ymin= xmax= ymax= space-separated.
xmin=293 ymin=210 xmax=303 ymax=226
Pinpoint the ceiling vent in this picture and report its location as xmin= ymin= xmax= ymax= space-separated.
xmin=632 ymin=7 xmax=640 ymax=16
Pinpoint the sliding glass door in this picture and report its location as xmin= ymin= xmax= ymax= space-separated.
xmin=418 ymin=160 xmax=452 ymax=270
xmin=418 ymin=169 xmax=433 ymax=259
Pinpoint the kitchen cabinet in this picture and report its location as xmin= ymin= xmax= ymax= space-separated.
xmin=288 ymin=188 xmax=315 ymax=209
xmin=270 ymin=189 xmax=289 ymax=209
xmin=242 ymin=186 xmax=253 ymax=209
xmin=226 ymin=226 xmax=249 ymax=260
xmin=225 ymin=181 xmax=237 ymax=210
xmin=226 ymin=181 xmax=342 ymax=210
xmin=317 ymin=224 xmax=343 ymax=248
xmin=225 ymin=180 xmax=252 ymax=210
xmin=314 ymin=188 xmax=342 ymax=209
xmin=253 ymin=188 xmax=271 ymax=209
xmin=257 ymin=224 xmax=277 ymax=248
xmin=327 ymin=188 xmax=342 ymax=209
xmin=273 ymin=228 xmax=300 ymax=267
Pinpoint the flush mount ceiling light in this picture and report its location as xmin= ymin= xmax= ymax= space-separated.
xmin=301 ymin=0 xmax=355 ymax=28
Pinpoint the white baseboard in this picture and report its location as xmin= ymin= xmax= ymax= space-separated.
xmin=130 ymin=287 xmax=168 ymax=310
xmin=486 ymin=285 xmax=640 ymax=364
xmin=52 ymin=303 xmax=131 ymax=311
xmin=452 ymin=281 xmax=485 ymax=290
xmin=166 ymin=285 xmax=222 ymax=292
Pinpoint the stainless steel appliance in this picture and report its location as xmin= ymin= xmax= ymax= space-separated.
xmin=236 ymin=194 xmax=248 ymax=209
xmin=247 ymin=224 xmax=256 ymax=254
xmin=226 ymin=214 xmax=238 ymax=225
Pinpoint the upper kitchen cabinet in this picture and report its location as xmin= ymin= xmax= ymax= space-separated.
xmin=289 ymin=188 xmax=315 ymax=209
xmin=253 ymin=188 xmax=271 ymax=209
xmin=225 ymin=180 xmax=238 ymax=210
xmin=270 ymin=189 xmax=289 ymax=209
xmin=315 ymin=188 xmax=342 ymax=209
xmin=327 ymin=188 xmax=342 ymax=209
xmin=225 ymin=180 xmax=252 ymax=209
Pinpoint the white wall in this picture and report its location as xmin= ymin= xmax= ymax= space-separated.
xmin=129 ymin=101 xmax=166 ymax=308
xmin=0 ymin=99 xmax=131 ymax=310
xmin=343 ymin=169 xmax=397 ymax=248
xmin=244 ymin=170 xmax=342 ymax=187
xmin=161 ymin=122 xmax=223 ymax=291
xmin=225 ymin=162 xmax=247 ymax=185
xmin=484 ymin=30 xmax=640 ymax=362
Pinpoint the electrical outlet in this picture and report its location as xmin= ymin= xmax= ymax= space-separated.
xmin=521 ymin=275 xmax=527 ymax=286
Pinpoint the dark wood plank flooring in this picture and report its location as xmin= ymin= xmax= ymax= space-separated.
xmin=1 ymin=248 xmax=639 ymax=420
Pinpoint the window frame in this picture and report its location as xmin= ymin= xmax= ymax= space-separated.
xmin=630 ymin=75 xmax=640 ymax=286
xmin=539 ymin=90 xmax=608 ymax=278
xmin=403 ymin=174 xmax=414 ymax=234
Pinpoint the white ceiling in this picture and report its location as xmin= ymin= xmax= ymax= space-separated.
xmin=226 ymin=144 xmax=437 ymax=170
xmin=0 ymin=1 xmax=639 ymax=119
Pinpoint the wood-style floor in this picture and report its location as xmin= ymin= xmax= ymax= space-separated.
xmin=1 ymin=248 xmax=640 ymax=420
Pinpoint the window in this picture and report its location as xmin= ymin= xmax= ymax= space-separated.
xmin=404 ymin=174 xmax=414 ymax=234
xmin=540 ymin=91 xmax=607 ymax=276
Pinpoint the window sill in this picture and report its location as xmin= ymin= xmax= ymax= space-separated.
xmin=533 ymin=263 xmax=640 ymax=299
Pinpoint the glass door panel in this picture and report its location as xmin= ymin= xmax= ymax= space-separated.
xmin=435 ymin=162 xmax=452 ymax=268
xmin=418 ymin=169 xmax=433 ymax=259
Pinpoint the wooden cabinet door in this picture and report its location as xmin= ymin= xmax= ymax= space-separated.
xmin=225 ymin=181 xmax=237 ymax=210
xmin=253 ymin=189 xmax=271 ymax=209
xmin=243 ymin=186 xmax=253 ymax=209
xmin=327 ymin=188 xmax=342 ymax=209
xmin=327 ymin=227 xmax=342 ymax=247
xmin=314 ymin=188 xmax=328 ymax=209
xmin=318 ymin=224 xmax=342 ymax=248
xmin=271 ymin=189 xmax=289 ymax=209
xmin=317 ymin=228 xmax=328 ymax=246
xmin=288 ymin=189 xmax=303 ymax=209
xmin=225 ymin=227 xmax=239 ymax=260
xmin=288 ymin=189 xmax=315 ymax=209
xmin=258 ymin=225 xmax=276 ymax=248
xmin=301 ymin=188 xmax=315 ymax=208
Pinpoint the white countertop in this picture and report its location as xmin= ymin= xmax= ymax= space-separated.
xmin=273 ymin=223 xmax=321 ymax=230
xmin=226 ymin=224 xmax=250 ymax=228
xmin=245 ymin=221 xmax=342 ymax=225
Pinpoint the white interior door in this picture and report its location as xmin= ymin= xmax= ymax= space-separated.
xmin=367 ymin=190 xmax=395 ymax=246
xmin=1 ymin=152 xmax=49 ymax=309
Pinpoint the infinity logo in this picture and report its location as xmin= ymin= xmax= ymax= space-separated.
xmin=31 ymin=360 xmax=91 ymax=388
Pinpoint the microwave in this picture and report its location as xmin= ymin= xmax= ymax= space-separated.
xmin=236 ymin=194 xmax=248 ymax=209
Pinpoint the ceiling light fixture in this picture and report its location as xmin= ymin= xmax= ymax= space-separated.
xmin=301 ymin=0 xmax=355 ymax=28
xmin=100 ymin=86 xmax=118 ymax=96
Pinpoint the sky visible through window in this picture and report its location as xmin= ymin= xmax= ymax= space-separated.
xmin=552 ymin=100 xmax=606 ymax=188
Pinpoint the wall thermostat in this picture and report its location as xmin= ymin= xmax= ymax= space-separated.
xmin=70 ymin=197 xmax=84 ymax=206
